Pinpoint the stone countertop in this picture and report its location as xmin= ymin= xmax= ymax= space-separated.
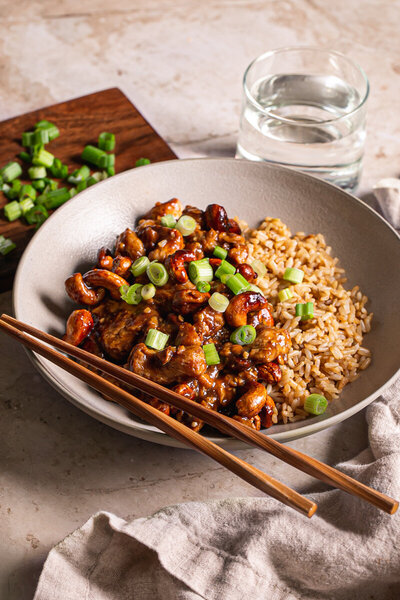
xmin=0 ymin=1 xmax=398 ymax=598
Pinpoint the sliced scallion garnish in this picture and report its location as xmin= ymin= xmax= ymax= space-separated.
xmin=188 ymin=259 xmax=213 ymax=284
xmin=98 ymin=132 xmax=116 ymax=152
xmin=208 ymin=292 xmax=229 ymax=313
xmin=1 ymin=161 xmax=22 ymax=183
xmin=160 ymin=214 xmax=176 ymax=228
xmin=230 ymin=325 xmax=256 ymax=345
xmin=304 ymin=394 xmax=328 ymax=415
xmin=215 ymin=259 xmax=236 ymax=280
xmin=28 ymin=166 xmax=47 ymax=180
xmin=203 ymin=343 xmax=220 ymax=366
xmin=135 ymin=158 xmax=151 ymax=167
xmin=32 ymin=147 xmax=54 ymax=168
xmin=252 ymin=259 xmax=267 ymax=278
xmin=0 ymin=235 xmax=16 ymax=255
xmin=4 ymin=200 xmax=22 ymax=222
xmin=25 ymin=204 xmax=49 ymax=227
xmin=145 ymin=328 xmax=169 ymax=350
xmin=176 ymin=215 xmax=197 ymax=236
xmin=120 ymin=283 xmax=143 ymax=305
xmin=141 ymin=283 xmax=156 ymax=300
xmin=295 ymin=302 xmax=314 ymax=321
xmin=283 ymin=267 xmax=304 ymax=284
xmin=278 ymin=288 xmax=293 ymax=302
xmin=196 ymin=281 xmax=211 ymax=293
xmin=213 ymin=245 xmax=228 ymax=260
xmin=226 ymin=273 xmax=250 ymax=295
xmin=147 ymin=262 xmax=169 ymax=286
xmin=131 ymin=256 xmax=150 ymax=277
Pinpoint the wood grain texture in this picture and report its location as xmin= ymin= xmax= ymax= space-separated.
xmin=0 ymin=88 xmax=177 ymax=292
xmin=1 ymin=313 xmax=398 ymax=516
xmin=0 ymin=315 xmax=317 ymax=518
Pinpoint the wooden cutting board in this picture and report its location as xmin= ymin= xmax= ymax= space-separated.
xmin=0 ymin=87 xmax=177 ymax=292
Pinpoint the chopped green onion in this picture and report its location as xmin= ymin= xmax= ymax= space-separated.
xmin=208 ymin=292 xmax=229 ymax=313
xmin=19 ymin=151 xmax=31 ymax=163
xmin=230 ymin=325 xmax=256 ymax=345
xmin=81 ymin=145 xmax=109 ymax=168
xmin=145 ymin=328 xmax=169 ymax=350
xmin=295 ymin=302 xmax=314 ymax=321
xmin=19 ymin=184 xmax=37 ymax=201
xmin=226 ymin=273 xmax=250 ymax=295
xmin=32 ymin=128 xmax=50 ymax=145
xmin=203 ymin=343 xmax=220 ymax=366
xmin=304 ymin=394 xmax=328 ymax=415
xmin=147 ymin=261 xmax=169 ymax=286
xmin=131 ymin=256 xmax=150 ymax=276
xmin=160 ymin=214 xmax=176 ymax=228
xmin=189 ymin=259 xmax=213 ymax=284
xmin=22 ymin=132 xmax=34 ymax=147
xmin=49 ymin=158 xmax=64 ymax=178
xmin=4 ymin=179 xmax=22 ymax=199
xmin=40 ymin=187 xmax=70 ymax=210
xmin=278 ymin=288 xmax=293 ymax=302
xmin=176 ymin=215 xmax=197 ymax=236
xmin=1 ymin=183 xmax=10 ymax=195
xmin=247 ymin=284 xmax=264 ymax=295
xmin=31 ymin=179 xmax=46 ymax=191
xmin=28 ymin=166 xmax=47 ymax=180
xmin=120 ymin=283 xmax=143 ymax=305
xmin=107 ymin=166 xmax=115 ymax=176
xmin=67 ymin=165 xmax=90 ymax=185
xmin=1 ymin=161 xmax=22 ymax=182
xmin=25 ymin=204 xmax=49 ymax=227
xmin=213 ymin=245 xmax=228 ymax=260
xmin=197 ymin=281 xmax=211 ymax=293
xmin=220 ymin=273 xmax=233 ymax=284
xmin=135 ymin=158 xmax=151 ymax=167
xmin=104 ymin=153 xmax=115 ymax=168
xmin=19 ymin=197 xmax=35 ymax=216
xmin=4 ymin=201 xmax=22 ymax=222
xmin=0 ymin=235 xmax=16 ymax=256
xmin=252 ymin=259 xmax=267 ymax=278
xmin=43 ymin=178 xmax=59 ymax=192
xmin=283 ymin=267 xmax=304 ymax=284
xmin=86 ymin=176 xmax=98 ymax=187
xmin=35 ymin=120 xmax=59 ymax=141
xmin=69 ymin=188 xmax=78 ymax=198
xmin=141 ymin=283 xmax=156 ymax=300
xmin=98 ymin=132 xmax=115 ymax=151
xmin=76 ymin=180 xmax=87 ymax=192
xmin=32 ymin=147 xmax=54 ymax=168
xmin=215 ymin=259 xmax=236 ymax=280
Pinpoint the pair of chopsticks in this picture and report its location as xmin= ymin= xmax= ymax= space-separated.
xmin=0 ymin=314 xmax=397 ymax=518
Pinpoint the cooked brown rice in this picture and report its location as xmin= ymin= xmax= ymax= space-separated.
xmin=243 ymin=217 xmax=373 ymax=425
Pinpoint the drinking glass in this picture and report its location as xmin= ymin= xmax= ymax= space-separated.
xmin=236 ymin=47 xmax=369 ymax=191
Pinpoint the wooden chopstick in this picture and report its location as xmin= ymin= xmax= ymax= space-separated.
xmin=2 ymin=314 xmax=398 ymax=516
xmin=0 ymin=316 xmax=317 ymax=518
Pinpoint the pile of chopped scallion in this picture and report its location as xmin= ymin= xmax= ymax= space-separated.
xmin=0 ymin=119 xmax=151 ymax=256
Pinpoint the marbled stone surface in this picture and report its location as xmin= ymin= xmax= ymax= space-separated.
xmin=0 ymin=1 xmax=398 ymax=598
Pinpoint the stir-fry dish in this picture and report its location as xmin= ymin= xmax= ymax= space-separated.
xmin=64 ymin=199 xmax=293 ymax=432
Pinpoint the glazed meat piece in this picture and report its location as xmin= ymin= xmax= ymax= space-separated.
xmin=205 ymin=204 xmax=229 ymax=231
xmin=233 ymin=414 xmax=261 ymax=430
xmin=193 ymin=306 xmax=225 ymax=342
xmin=128 ymin=343 xmax=207 ymax=385
xmin=142 ymin=198 xmax=183 ymax=222
xmin=175 ymin=322 xmax=202 ymax=346
xmin=236 ymin=383 xmax=267 ymax=417
xmin=115 ymin=228 xmax=145 ymax=261
xmin=248 ymin=327 xmax=291 ymax=363
xmin=92 ymin=301 xmax=159 ymax=361
xmin=172 ymin=289 xmax=210 ymax=314
xmin=64 ymin=309 xmax=94 ymax=346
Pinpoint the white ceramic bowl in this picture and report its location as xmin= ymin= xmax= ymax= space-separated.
xmin=13 ymin=159 xmax=400 ymax=449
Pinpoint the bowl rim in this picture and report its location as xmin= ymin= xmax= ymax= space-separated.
xmin=13 ymin=157 xmax=400 ymax=448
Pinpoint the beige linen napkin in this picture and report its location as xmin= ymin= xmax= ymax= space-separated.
xmin=34 ymin=377 xmax=400 ymax=600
